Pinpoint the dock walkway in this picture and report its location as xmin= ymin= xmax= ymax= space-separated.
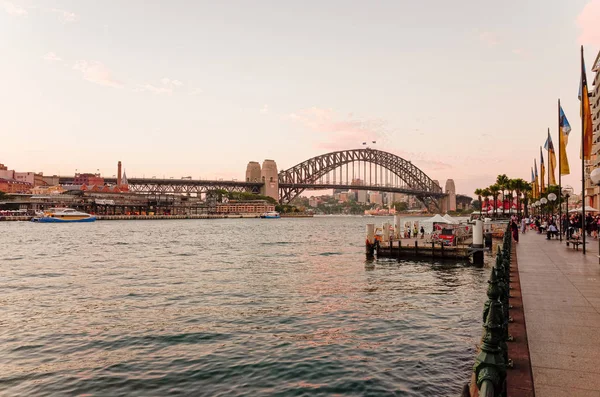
xmin=517 ymin=231 xmax=600 ymax=396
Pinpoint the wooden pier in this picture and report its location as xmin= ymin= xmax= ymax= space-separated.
xmin=370 ymin=239 xmax=472 ymax=260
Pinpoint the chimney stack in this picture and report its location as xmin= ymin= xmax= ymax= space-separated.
xmin=117 ymin=161 xmax=122 ymax=186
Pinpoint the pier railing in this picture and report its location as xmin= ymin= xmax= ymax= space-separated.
xmin=464 ymin=223 xmax=512 ymax=397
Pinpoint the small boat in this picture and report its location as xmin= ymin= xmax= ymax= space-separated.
xmin=260 ymin=211 xmax=281 ymax=219
xmin=33 ymin=208 xmax=97 ymax=223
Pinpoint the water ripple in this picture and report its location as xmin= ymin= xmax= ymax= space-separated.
xmin=0 ymin=216 xmax=489 ymax=396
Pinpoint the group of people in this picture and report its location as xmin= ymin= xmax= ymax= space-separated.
xmin=403 ymin=223 xmax=425 ymax=239
xmin=509 ymin=213 xmax=600 ymax=242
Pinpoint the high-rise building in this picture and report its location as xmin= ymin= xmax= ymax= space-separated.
xmin=357 ymin=190 xmax=367 ymax=203
xmin=369 ymin=192 xmax=383 ymax=205
xmin=589 ymin=51 xmax=600 ymax=209
xmin=445 ymin=179 xmax=457 ymax=211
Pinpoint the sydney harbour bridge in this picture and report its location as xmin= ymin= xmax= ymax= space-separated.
xmin=59 ymin=149 xmax=457 ymax=211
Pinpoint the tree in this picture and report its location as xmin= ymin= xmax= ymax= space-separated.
xmin=392 ymin=201 xmax=408 ymax=212
xmin=0 ymin=191 xmax=6 ymax=200
xmin=481 ymin=188 xmax=491 ymax=215
xmin=496 ymin=174 xmax=510 ymax=215
xmin=522 ymin=183 xmax=532 ymax=217
xmin=474 ymin=188 xmax=483 ymax=217
xmin=472 ymin=199 xmax=482 ymax=210
xmin=489 ymin=184 xmax=501 ymax=217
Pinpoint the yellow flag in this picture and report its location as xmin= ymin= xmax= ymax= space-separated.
xmin=559 ymin=103 xmax=571 ymax=175
xmin=580 ymin=46 xmax=594 ymax=160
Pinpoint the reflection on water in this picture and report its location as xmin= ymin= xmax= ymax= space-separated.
xmin=0 ymin=216 xmax=488 ymax=396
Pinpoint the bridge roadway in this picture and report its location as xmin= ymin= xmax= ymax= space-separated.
xmin=58 ymin=176 xmax=446 ymax=198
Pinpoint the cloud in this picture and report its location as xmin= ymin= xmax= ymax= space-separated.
xmin=478 ymin=31 xmax=500 ymax=47
xmin=43 ymin=52 xmax=62 ymax=62
xmin=288 ymin=107 xmax=388 ymax=150
xmin=135 ymin=83 xmax=172 ymax=94
xmin=260 ymin=104 xmax=269 ymax=114
xmin=511 ymin=48 xmax=527 ymax=56
xmin=160 ymin=77 xmax=183 ymax=86
xmin=49 ymin=7 xmax=77 ymax=22
xmin=73 ymin=60 xmax=122 ymax=88
xmin=2 ymin=1 xmax=27 ymax=16
xmin=135 ymin=77 xmax=184 ymax=95
xmin=577 ymin=0 xmax=600 ymax=46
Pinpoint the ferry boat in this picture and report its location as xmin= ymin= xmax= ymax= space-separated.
xmin=260 ymin=211 xmax=280 ymax=219
xmin=33 ymin=208 xmax=97 ymax=223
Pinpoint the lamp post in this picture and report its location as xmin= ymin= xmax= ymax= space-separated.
xmin=548 ymin=193 xmax=557 ymax=220
xmin=540 ymin=197 xmax=548 ymax=220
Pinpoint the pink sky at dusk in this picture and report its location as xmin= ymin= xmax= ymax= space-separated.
xmin=1 ymin=0 xmax=600 ymax=196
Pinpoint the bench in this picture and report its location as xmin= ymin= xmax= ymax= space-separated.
xmin=567 ymin=238 xmax=587 ymax=250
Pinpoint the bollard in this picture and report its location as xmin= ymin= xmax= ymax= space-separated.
xmin=472 ymin=220 xmax=484 ymax=267
xmin=366 ymin=224 xmax=375 ymax=245
xmin=474 ymin=300 xmax=507 ymax=396
xmin=394 ymin=215 xmax=401 ymax=240
xmin=366 ymin=224 xmax=375 ymax=260
xmin=382 ymin=222 xmax=390 ymax=243
xmin=397 ymin=240 xmax=402 ymax=261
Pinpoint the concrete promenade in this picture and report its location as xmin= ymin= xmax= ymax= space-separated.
xmin=517 ymin=230 xmax=600 ymax=396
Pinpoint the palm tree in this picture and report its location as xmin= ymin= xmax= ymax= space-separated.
xmin=481 ymin=187 xmax=491 ymax=216
xmin=489 ymin=184 xmax=501 ymax=218
xmin=511 ymin=178 xmax=527 ymax=216
xmin=496 ymin=174 xmax=510 ymax=215
xmin=522 ymin=184 xmax=533 ymax=217
xmin=474 ymin=188 xmax=483 ymax=217
xmin=506 ymin=179 xmax=516 ymax=214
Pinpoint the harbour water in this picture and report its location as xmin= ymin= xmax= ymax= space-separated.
xmin=1 ymin=216 xmax=488 ymax=396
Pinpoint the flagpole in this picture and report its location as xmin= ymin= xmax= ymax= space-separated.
xmin=581 ymin=45 xmax=587 ymax=255
xmin=559 ymin=99 xmax=562 ymax=242
xmin=547 ymin=128 xmax=551 ymax=191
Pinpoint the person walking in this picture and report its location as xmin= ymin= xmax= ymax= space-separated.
xmin=420 ymin=226 xmax=425 ymax=239
xmin=511 ymin=219 xmax=519 ymax=243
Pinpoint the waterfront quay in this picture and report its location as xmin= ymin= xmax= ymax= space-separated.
xmin=516 ymin=231 xmax=600 ymax=395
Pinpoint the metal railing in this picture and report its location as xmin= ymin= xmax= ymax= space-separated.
xmin=468 ymin=223 xmax=513 ymax=396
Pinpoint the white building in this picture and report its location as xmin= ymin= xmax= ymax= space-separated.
xmin=369 ymin=192 xmax=383 ymax=205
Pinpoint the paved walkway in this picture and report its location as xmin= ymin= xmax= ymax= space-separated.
xmin=517 ymin=230 xmax=600 ymax=396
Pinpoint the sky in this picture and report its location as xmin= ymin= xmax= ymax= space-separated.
xmin=1 ymin=0 xmax=600 ymax=196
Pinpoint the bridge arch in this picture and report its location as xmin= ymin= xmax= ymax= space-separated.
xmin=278 ymin=148 xmax=444 ymax=206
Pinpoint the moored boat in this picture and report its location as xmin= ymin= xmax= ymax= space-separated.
xmin=260 ymin=211 xmax=280 ymax=219
xmin=33 ymin=208 xmax=96 ymax=223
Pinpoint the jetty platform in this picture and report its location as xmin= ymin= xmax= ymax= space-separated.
xmin=517 ymin=231 xmax=600 ymax=395
xmin=373 ymin=237 xmax=473 ymax=260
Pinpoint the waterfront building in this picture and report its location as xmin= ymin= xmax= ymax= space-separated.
xmin=308 ymin=197 xmax=319 ymax=207
xmin=339 ymin=192 xmax=349 ymax=202
xmin=30 ymin=185 xmax=66 ymax=195
xmin=0 ymin=178 xmax=32 ymax=193
xmin=42 ymin=175 xmax=60 ymax=186
xmin=0 ymin=164 xmax=45 ymax=187
xmin=588 ymin=50 xmax=600 ymax=209
xmin=215 ymin=200 xmax=275 ymax=214
xmin=73 ymin=172 xmax=104 ymax=186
